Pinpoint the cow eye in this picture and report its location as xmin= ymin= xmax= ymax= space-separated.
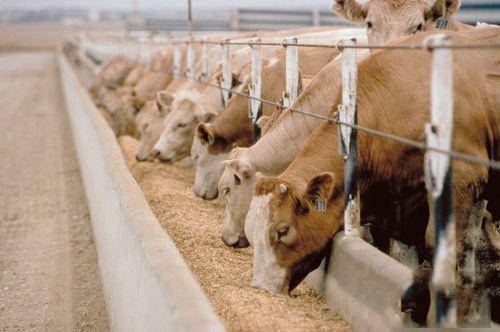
xmin=142 ymin=123 xmax=149 ymax=133
xmin=178 ymin=123 xmax=186 ymax=128
xmin=413 ymin=23 xmax=423 ymax=33
xmin=156 ymin=100 xmax=162 ymax=111
xmin=234 ymin=174 xmax=241 ymax=186
xmin=277 ymin=227 xmax=289 ymax=240
xmin=366 ymin=21 xmax=373 ymax=29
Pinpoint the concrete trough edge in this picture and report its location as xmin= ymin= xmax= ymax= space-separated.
xmin=308 ymin=233 xmax=414 ymax=332
xmin=57 ymin=53 xmax=226 ymax=332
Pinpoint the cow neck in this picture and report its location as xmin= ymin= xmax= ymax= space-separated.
xmin=444 ymin=17 xmax=473 ymax=32
xmin=213 ymin=95 xmax=253 ymax=148
xmin=280 ymin=120 xmax=345 ymax=196
xmin=249 ymin=59 xmax=345 ymax=177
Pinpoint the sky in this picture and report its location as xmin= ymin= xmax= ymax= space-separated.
xmin=0 ymin=0 xmax=344 ymax=11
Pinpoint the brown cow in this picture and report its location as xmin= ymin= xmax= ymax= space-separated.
xmin=245 ymin=28 xmax=500 ymax=325
xmin=331 ymin=0 xmax=472 ymax=45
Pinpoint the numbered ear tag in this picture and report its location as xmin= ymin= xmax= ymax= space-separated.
xmin=436 ymin=17 xmax=449 ymax=29
xmin=315 ymin=198 xmax=327 ymax=212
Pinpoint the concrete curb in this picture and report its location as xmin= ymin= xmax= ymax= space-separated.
xmin=309 ymin=233 xmax=414 ymax=331
xmin=58 ymin=53 xmax=225 ymax=332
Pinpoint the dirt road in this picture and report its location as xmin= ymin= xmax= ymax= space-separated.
xmin=0 ymin=52 xmax=109 ymax=331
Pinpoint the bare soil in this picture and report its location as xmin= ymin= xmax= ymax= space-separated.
xmin=118 ymin=135 xmax=352 ymax=332
xmin=0 ymin=52 xmax=109 ymax=332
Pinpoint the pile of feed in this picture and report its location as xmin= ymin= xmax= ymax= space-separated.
xmin=118 ymin=135 xmax=351 ymax=332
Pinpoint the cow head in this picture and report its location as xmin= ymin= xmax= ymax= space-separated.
xmin=123 ymin=65 xmax=145 ymax=87
xmin=191 ymin=134 xmax=229 ymax=200
xmin=218 ymin=149 xmax=261 ymax=248
xmin=101 ymin=59 xmax=131 ymax=89
xmin=191 ymin=69 xmax=255 ymax=201
xmin=331 ymin=0 xmax=462 ymax=45
xmin=102 ymin=88 xmax=138 ymax=137
xmin=192 ymin=121 xmax=232 ymax=200
xmin=135 ymin=99 xmax=167 ymax=161
xmin=245 ymin=173 xmax=343 ymax=293
xmin=153 ymin=98 xmax=217 ymax=162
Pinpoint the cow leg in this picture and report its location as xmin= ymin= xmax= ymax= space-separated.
xmin=484 ymin=213 xmax=500 ymax=324
xmin=390 ymin=239 xmax=419 ymax=270
xmin=450 ymin=161 xmax=490 ymax=325
xmin=457 ymin=200 xmax=491 ymax=326
xmin=401 ymin=260 xmax=432 ymax=326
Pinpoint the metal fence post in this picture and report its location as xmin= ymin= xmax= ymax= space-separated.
xmin=312 ymin=9 xmax=321 ymax=26
xmin=230 ymin=9 xmax=240 ymax=31
xmin=126 ymin=38 xmax=133 ymax=61
xmin=173 ymin=38 xmax=181 ymax=78
xmin=135 ymin=36 xmax=141 ymax=63
xmin=249 ymin=37 xmax=263 ymax=142
xmin=139 ymin=36 xmax=147 ymax=66
xmin=201 ymin=37 xmax=210 ymax=80
xmin=338 ymin=38 xmax=360 ymax=238
xmin=187 ymin=37 xmax=195 ymax=78
xmin=163 ymin=37 xmax=170 ymax=71
xmin=221 ymin=39 xmax=232 ymax=106
xmin=425 ymin=34 xmax=455 ymax=327
xmin=283 ymin=37 xmax=299 ymax=109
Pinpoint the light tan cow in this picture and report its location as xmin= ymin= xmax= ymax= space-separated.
xmin=245 ymin=28 xmax=500 ymax=325
xmin=123 ymin=63 xmax=148 ymax=87
xmin=109 ymin=64 xmax=172 ymax=137
xmin=90 ymin=56 xmax=132 ymax=105
xmin=135 ymin=98 xmax=168 ymax=161
xmin=331 ymin=0 xmax=471 ymax=45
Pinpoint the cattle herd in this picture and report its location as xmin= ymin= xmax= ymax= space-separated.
xmin=77 ymin=0 xmax=500 ymax=328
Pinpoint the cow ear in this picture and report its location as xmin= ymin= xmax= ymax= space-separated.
xmin=304 ymin=172 xmax=336 ymax=209
xmin=196 ymin=111 xmax=217 ymax=123
xmin=426 ymin=0 xmax=461 ymax=20
xmin=156 ymin=91 xmax=175 ymax=110
xmin=222 ymin=158 xmax=253 ymax=179
xmin=231 ymin=73 xmax=242 ymax=88
xmin=196 ymin=123 xmax=216 ymax=146
xmin=331 ymin=0 xmax=367 ymax=22
xmin=214 ymin=72 xmax=223 ymax=84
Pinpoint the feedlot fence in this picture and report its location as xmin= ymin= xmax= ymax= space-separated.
xmin=91 ymin=31 xmax=500 ymax=327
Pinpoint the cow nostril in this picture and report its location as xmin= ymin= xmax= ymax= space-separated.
xmin=233 ymin=236 xmax=250 ymax=248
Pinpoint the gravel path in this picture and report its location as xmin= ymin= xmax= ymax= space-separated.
xmin=0 ymin=52 xmax=109 ymax=332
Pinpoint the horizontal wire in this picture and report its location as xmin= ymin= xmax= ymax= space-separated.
xmin=185 ymin=38 xmax=500 ymax=50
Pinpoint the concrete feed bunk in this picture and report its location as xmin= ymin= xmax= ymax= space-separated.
xmin=60 ymin=50 xmax=415 ymax=331
xmin=59 ymin=53 xmax=224 ymax=332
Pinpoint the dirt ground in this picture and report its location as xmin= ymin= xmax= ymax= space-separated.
xmin=0 ymin=52 xmax=109 ymax=331
xmin=119 ymin=136 xmax=352 ymax=332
